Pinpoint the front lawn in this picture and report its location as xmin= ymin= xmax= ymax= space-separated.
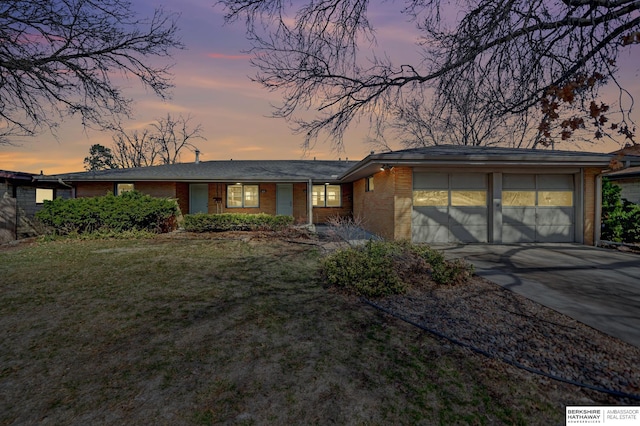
xmin=0 ymin=233 xmax=605 ymax=424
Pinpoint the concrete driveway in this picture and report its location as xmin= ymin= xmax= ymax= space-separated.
xmin=437 ymin=244 xmax=640 ymax=348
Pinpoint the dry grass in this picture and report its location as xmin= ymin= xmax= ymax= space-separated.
xmin=0 ymin=232 xmax=613 ymax=425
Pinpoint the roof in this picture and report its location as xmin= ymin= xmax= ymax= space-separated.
xmin=35 ymin=146 xmax=640 ymax=185
xmin=612 ymin=144 xmax=640 ymax=156
xmin=40 ymin=160 xmax=357 ymax=184
xmin=0 ymin=170 xmax=37 ymax=181
xmin=604 ymin=166 xmax=640 ymax=180
xmin=340 ymin=145 xmax=640 ymax=181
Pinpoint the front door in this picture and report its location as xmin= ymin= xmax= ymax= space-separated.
xmin=189 ymin=184 xmax=209 ymax=214
xmin=276 ymin=184 xmax=293 ymax=216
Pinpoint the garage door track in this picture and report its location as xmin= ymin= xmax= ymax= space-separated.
xmin=438 ymin=244 xmax=640 ymax=348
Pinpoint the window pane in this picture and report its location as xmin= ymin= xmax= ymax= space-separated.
xmin=539 ymin=191 xmax=573 ymax=207
xmin=227 ymin=185 xmax=243 ymax=207
xmin=244 ymin=185 xmax=259 ymax=207
xmin=36 ymin=188 xmax=54 ymax=203
xmin=326 ymin=185 xmax=341 ymax=207
xmin=413 ymin=190 xmax=448 ymax=206
xmin=312 ymin=185 xmax=325 ymax=207
xmin=366 ymin=176 xmax=374 ymax=192
xmin=451 ymin=190 xmax=486 ymax=206
xmin=503 ymin=191 xmax=536 ymax=206
xmin=116 ymin=183 xmax=134 ymax=195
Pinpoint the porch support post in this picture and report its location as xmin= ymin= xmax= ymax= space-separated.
xmin=594 ymin=172 xmax=602 ymax=246
xmin=307 ymin=178 xmax=313 ymax=226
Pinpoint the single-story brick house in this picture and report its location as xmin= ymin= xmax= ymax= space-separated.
xmin=37 ymin=160 xmax=358 ymax=225
xmin=36 ymin=146 xmax=640 ymax=245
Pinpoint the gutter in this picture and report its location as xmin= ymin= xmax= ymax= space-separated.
xmin=56 ymin=178 xmax=73 ymax=188
xmin=340 ymin=157 xmax=618 ymax=182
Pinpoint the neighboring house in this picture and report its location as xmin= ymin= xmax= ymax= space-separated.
xmin=1 ymin=170 xmax=73 ymax=242
xmin=35 ymin=146 xmax=640 ymax=246
xmin=605 ymin=144 xmax=640 ymax=205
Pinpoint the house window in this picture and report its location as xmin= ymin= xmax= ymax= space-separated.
xmin=312 ymin=184 xmax=341 ymax=207
xmin=365 ymin=176 xmax=374 ymax=192
xmin=539 ymin=191 xmax=573 ymax=207
xmin=503 ymin=191 xmax=536 ymax=206
xmin=227 ymin=184 xmax=259 ymax=208
xmin=36 ymin=188 xmax=54 ymax=204
xmin=413 ymin=190 xmax=448 ymax=206
xmin=451 ymin=190 xmax=487 ymax=206
xmin=503 ymin=190 xmax=573 ymax=207
xmin=116 ymin=183 xmax=134 ymax=195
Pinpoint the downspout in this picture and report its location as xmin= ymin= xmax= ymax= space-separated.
xmin=594 ymin=173 xmax=602 ymax=246
xmin=307 ymin=178 xmax=313 ymax=226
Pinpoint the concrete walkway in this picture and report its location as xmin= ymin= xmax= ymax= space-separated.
xmin=437 ymin=244 xmax=640 ymax=348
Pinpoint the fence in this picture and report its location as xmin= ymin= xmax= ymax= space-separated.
xmin=0 ymin=197 xmax=17 ymax=243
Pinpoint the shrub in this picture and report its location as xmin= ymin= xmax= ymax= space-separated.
xmin=321 ymin=240 xmax=474 ymax=297
xmin=601 ymin=178 xmax=640 ymax=243
xmin=36 ymin=191 xmax=179 ymax=235
xmin=325 ymin=214 xmax=370 ymax=242
xmin=322 ymin=241 xmax=407 ymax=297
xmin=408 ymin=244 xmax=475 ymax=285
xmin=183 ymin=213 xmax=294 ymax=232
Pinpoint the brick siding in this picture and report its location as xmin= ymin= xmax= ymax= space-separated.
xmin=583 ymin=167 xmax=600 ymax=246
xmin=353 ymin=169 xmax=396 ymax=239
xmin=75 ymin=182 xmax=114 ymax=198
xmin=292 ymin=183 xmax=309 ymax=224
xmin=134 ymin=182 xmax=176 ymax=198
xmin=176 ymin=183 xmax=189 ymax=216
xmin=393 ymin=167 xmax=413 ymax=240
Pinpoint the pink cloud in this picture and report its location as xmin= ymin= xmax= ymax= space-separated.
xmin=207 ymin=52 xmax=251 ymax=60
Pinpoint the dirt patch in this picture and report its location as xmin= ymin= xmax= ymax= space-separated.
xmin=371 ymin=278 xmax=640 ymax=401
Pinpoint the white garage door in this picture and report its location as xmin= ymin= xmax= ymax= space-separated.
xmin=502 ymin=174 xmax=575 ymax=243
xmin=412 ymin=172 xmax=488 ymax=243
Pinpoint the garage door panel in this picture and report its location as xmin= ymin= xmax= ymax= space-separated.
xmin=537 ymin=225 xmax=574 ymax=242
xmin=412 ymin=207 xmax=449 ymax=226
xmin=414 ymin=172 xmax=448 ymax=189
xmin=412 ymin=172 xmax=488 ymax=244
xmin=537 ymin=207 xmax=574 ymax=226
xmin=503 ymin=174 xmax=536 ymax=189
xmin=451 ymin=173 xmax=487 ymax=189
xmin=537 ymin=174 xmax=573 ymax=189
xmin=501 ymin=173 xmax=575 ymax=243
xmin=502 ymin=224 xmax=535 ymax=243
xmin=451 ymin=225 xmax=488 ymax=243
xmin=503 ymin=207 xmax=536 ymax=225
xmin=412 ymin=225 xmax=449 ymax=243
xmin=449 ymin=207 xmax=488 ymax=225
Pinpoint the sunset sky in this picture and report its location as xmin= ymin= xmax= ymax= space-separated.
xmin=1 ymin=0 xmax=638 ymax=175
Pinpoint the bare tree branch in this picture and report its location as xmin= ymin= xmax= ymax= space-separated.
xmin=218 ymin=0 xmax=639 ymax=149
xmin=110 ymin=114 xmax=205 ymax=168
xmin=0 ymin=0 xmax=183 ymax=144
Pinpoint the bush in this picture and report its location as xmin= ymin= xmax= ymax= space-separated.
xmin=36 ymin=191 xmax=179 ymax=235
xmin=408 ymin=244 xmax=475 ymax=285
xmin=322 ymin=241 xmax=407 ymax=297
xmin=183 ymin=213 xmax=294 ymax=232
xmin=321 ymin=240 xmax=474 ymax=297
xmin=601 ymin=178 xmax=640 ymax=243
